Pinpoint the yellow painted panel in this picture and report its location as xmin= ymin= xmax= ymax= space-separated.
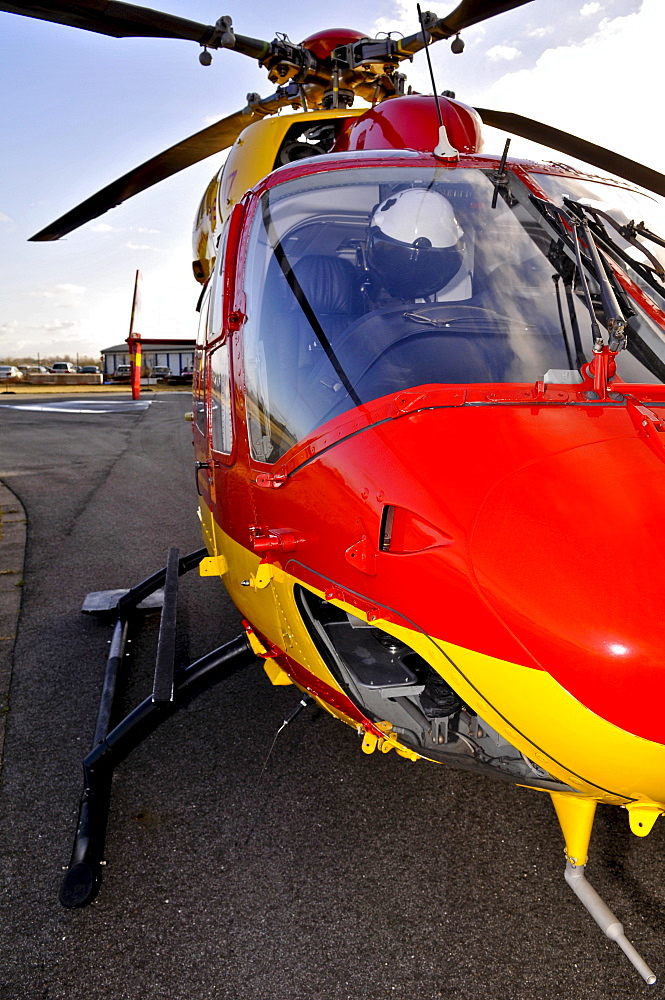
xmin=263 ymin=660 xmax=294 ymax=686
xmin=219 ymin=109 xmax=364 ymax=221
xmin=201 ymin=512 xmax=665 ymax=808
xmin=199 ymin=554 xmax=228 ymax=577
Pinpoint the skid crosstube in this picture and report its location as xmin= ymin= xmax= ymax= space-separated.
xmin=60 ymin=547 xmax=258 ymax=909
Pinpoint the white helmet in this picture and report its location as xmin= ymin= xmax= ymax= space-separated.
xmin=368 ymin=188 xmax=465 ymax=298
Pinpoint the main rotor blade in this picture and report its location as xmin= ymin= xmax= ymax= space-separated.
xmin=475 ymin=108 xmax=665 ymax=198
xmin=430 ymin=0 xmax=535 ymax=38
xmin=29 ymin=108 xmax=254 ymax=242
xmin=398 ymin=0 xmax=535 ymax=55
xmin=0 ymin=1 xmax=219 ymax=43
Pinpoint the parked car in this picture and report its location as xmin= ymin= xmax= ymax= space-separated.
xmin=50 ymin=362 xmax=78 ymax=373
xmin=111 ymin=364 xmax=132 ymax=382
xmin=18 ymin=365 xmax=49 ymax=376
xmin=167 ymin=367 xmax=194 ymax=384
xmin=150 ymin=366 xmax=172 ymax=381
xmin=0 ymin=365 xmax=24 ymax=381
xmin=81 ymin=365 xmax=101 ymax=374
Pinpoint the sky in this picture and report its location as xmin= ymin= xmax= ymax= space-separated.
xmin=0 ymin=0 xmax=662 ymax=361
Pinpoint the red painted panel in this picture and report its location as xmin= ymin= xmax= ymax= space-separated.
xmin=333 ymin=95 xmax=483 ymax=155
xmin=244 ymin=401 xmax=665 ymax=743
xmin=208 ymin=160 xmax=665 ymax=746
xmin=472 ymin=432 xmax=665 ymax=743
xmin=301 ymin=28 xmax=368 ymax=59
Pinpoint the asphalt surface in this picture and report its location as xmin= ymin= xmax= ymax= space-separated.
xmin=0 ymin=390 xmax=664 ymax=1000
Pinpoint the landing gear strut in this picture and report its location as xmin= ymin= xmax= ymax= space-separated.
xmin=60 ymin=547 xmax=258 ymax=908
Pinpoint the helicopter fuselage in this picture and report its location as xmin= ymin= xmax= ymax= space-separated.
xmin=192 ymin=103 xmax=665 ymax=834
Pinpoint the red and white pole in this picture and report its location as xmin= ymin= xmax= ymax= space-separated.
xmin=126 ymin=269 xmax=142 ymax=401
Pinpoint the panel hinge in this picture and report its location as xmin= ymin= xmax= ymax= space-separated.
xmin=255 ymin=471 xmax=287 ymax=489
xmin=251 ymin=528 xmax=298 ymax=554
xmin=198 ymin=554 xmax=228 ymax=577
xmin=227 ymin=310 xmax=245 ymax=331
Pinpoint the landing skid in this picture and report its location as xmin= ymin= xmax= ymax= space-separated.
xmin=564 ymin=861 xmax=656 ymax=985
xmin=60 ymin=547 xmax=258 ymax=908
xmin=550 ymin=792 xmax=657 ymax=984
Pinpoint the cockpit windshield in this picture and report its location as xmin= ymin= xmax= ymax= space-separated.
xmin=533 ymin=173 xmax=665 ymax=279
xmin=242 ymin=165 xmax=665 ymax=463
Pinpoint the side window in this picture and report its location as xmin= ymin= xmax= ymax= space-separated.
xmin=194 ymin=287 xmax=210 ymax=437
xmin=210 ymin=343 xmax=232 ymax=454
xmin=208 ymin=221 xmax=229 ymax=343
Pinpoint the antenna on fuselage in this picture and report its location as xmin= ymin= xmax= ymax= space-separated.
xmin=416 ymin=3 xmax=458 ymax=161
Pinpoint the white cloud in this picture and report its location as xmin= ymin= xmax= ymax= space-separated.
xmin=91 ymin=222 xmax=160 ymax=236
xmin=126 ymin=241 xmax=159 ymax=251
xmin=486 ymin=44 xmax=521 ymax=61
xmin=2 ymin=316 xmax=92 ymax=358
xmin=373 ymin=0 xmax=414 ymax=35
xmin=473 ymin=0 xmax=662 ymax=171
xmin=30 ymin=283 xmax=85 ymax=302
xmin=39 ymin=319 xmax=79 ymax=331
xmin=580 ymin=2 xmax=601 ymax=14
xmin=0 ymin=211 xmax=12 ymax=224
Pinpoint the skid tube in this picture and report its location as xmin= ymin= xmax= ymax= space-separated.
xmin=59 ymin=547 xmax=258 ymax=909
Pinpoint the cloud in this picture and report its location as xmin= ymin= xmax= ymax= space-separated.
xmin=126 ymin=242 xmax=159 ymax=251
xmin=580 ymin=2 xmax=601 ymax=14
xmin=91 ymin=222 xmax=160 ymax=236
xmin=30 ymin=283 xmax=85 ymax=305
xmin=373 ymin=0 xmax=413 ymax=35
xmin=473 ymin=0 xmax=662 ymax=170
xmin=0 ymin=211 xmax=12 ymax=224
xmin=39 ymin=319 xmax=79 ymax=332
xmin=486 ymin=44 xmax=521 ymax=61
xmin=3 ymin=317 xmax=90 ymax=357
xmin=31 ymin=284 xmax=85 ymax=298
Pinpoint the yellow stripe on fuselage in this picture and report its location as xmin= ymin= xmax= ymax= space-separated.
xmin=203 ymin=512 xmax=665 ymax=809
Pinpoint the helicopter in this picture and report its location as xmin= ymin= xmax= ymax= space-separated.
xmin=4 ymin=0 xmax=665 ymax=987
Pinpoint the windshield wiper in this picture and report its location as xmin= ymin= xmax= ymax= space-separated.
xmin=568 ymin=212 xmax=629 ymax=396
xmin=530 ymin=195 xmax=630 ymax=396
xmin=564 ymin=198 xmax=665 ymax=291
xmin=568 ymin=212 xmax=628 ymax=354
xmin=530 ymin=195 xmax=628 ymax=348
xmin=589 ymin=207 xmax=664 ymax=278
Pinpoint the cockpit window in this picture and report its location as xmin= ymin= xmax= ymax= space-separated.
xmin=533 ymin=174 xmax=665 ymax=276
xmin=242 ymin=165 xmax=665 ymax=463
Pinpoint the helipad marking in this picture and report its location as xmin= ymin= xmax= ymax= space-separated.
xmin=0 ymin=399 xmax=152 ymax=414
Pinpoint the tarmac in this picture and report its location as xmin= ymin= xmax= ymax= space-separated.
xmin=1 ymin=386 xmax=664 ymax=1000
xmin=0 ymin=481 xmax=25 ymax=770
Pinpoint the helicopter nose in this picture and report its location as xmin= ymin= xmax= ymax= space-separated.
xmin=470 ymin=435 xmax=665 ymax=745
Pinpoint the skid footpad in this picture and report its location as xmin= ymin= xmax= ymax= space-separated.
xmin=82 ymin=589 xmax=164 ymax=614
xmin=59 ymin=862 xmax=101 ymax=909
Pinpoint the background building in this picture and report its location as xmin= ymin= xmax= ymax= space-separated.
xmin=102 ymin=340 xmax=195 ymax=377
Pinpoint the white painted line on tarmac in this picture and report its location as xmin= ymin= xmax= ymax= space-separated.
xmin=0 ymin=400 xmax=153 ymax=414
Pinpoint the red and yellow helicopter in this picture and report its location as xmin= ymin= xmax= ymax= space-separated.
xmin=5 ymin=0 xmax=665 ymax=985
